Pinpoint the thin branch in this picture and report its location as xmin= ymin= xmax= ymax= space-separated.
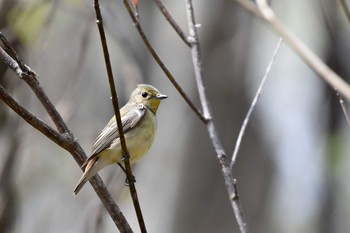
xmin=234 ymin=0 xmax=350 ymax=101
xmin=0 ymin=33 xmax=133 ymax=232
xmin=0 ymin=47 xmax=23 ymax=76
xmin=153 ymin=0 xmax=191 ymax=46
xmin=0 ymin=84 xmax=64 ymax=146
xmin=185 ymin=1 xmax=249 ymax=233
xmin=0 ymin=33 xmax=27 ymax=71
xmin=93 ymin=1 xmax=146 ymax=232
xmin=185 ymin=1 xmax=210 ymax=120
xmin=231 ymin=179 xmax=249 ymax=232
xmin=336 ymin=90 xmax=350 ymax=128
xmin=123 ymin=0 xmax=206 ymax=123
xmin=0 ymin=83 xmax=132 ymax=232
xmin=84 ymin=175 xmax=133 ymax=233
xmin=231 ymin=38 xmax=282 ymax=169
xmin=93 ymin=0 xmax=126 ymax=156
xmin=0 ymin=33 xmax=69 ymax=134
xmin=23 ymin=73 xmax=72 ymax=134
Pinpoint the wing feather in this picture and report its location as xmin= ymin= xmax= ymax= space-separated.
xmin=82 ymin=105 xmax=146 ymax=167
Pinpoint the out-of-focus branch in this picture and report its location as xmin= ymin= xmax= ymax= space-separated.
xmin=336 ymin=91 xmax=350 ymax=128
xmin=123 ymin=0 xmax=206 ymax=123
xmin=231 ymin=38 xmax=282 ymax=169
xmin=93 ymin=1 xmax=145 ymax=232
xmin=0 ymin=33 xmax=133 ymax=233
xmin=153 ymin=0 xmax=190 ymax=46
xmin=185 ymin=1 xmax=249 ymax=233
xmin=234 ymin=0 xmax=350 ymax=101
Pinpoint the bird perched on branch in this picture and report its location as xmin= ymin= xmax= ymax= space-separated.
xmin=73 ymin=84 xmax=167 ymax=195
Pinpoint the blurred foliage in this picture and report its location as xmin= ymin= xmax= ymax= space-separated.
xmin=7 ymin=2 xmax=50 ymax=46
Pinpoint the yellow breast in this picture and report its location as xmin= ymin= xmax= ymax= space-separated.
xmin=125 ymin=108 xmax=157 ymax=163
xmin=99 ymin=108 xmax=157 ymax=164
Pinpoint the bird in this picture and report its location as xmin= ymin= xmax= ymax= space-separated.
xmin=73 ymin=84 xmax=167 ymax=195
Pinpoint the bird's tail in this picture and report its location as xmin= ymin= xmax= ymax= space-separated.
xmin=73 ymin=157 xmax=101 ymax=196
xmin=73 ymin=176 xmax=89 ymax=196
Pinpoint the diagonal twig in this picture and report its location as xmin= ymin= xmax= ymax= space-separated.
xmin=185 ymin=1 xmax=249 ymax=232
xmin=0 ymin=84 xmax=64 ymax=146
xmin=123 ymin=0 xmax=206 ymax=123
xmin=234 ymin=0 xmax=350 ymax=101
xmin=0 ymin=33 xmax=69 ymax=134
xmin=0 ymin=46 xmax=23 ymax=76
xmin=0 ymin=33 xmax=133 ymax=232
xmin=231 ymin=38 xmax=282 ymax=169
xmin=153 ymin=0 xmax=191 ymax=46
xmin=93 ymin=1 xmax=145 ymax=232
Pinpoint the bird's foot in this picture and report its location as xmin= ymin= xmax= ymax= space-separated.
xmin=124 ymin=175 xmax=136 ymax=186
xmin=121 ymin=153 xmax=130 ymax=161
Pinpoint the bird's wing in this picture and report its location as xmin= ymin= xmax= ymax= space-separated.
xmin=82 ymin=105 xmax=146 ymax=168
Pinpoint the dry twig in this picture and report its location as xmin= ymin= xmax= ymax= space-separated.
xmin=153 ymin=0 xmax=190 ymax=46
xmin=234 ymin=0 xmax=350 ymax=100
xmin=93 ymin=0 xmax=146 ymax=232
xmin=123 ymin=0 xmax=206 ymax=123
xmin=231 ymin=38 xmax=283 ymax=169
xmin=185 ymin=1 xmax=249 ymax=232
xmin=0 ymin=33 xmax=133 ymax=232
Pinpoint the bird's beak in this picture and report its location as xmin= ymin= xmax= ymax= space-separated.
xmin=156 ymin=94 xmax=168 ymax=100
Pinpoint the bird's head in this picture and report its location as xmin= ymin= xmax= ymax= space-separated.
xmin=129 ymin=84 xmax=167 ymax=113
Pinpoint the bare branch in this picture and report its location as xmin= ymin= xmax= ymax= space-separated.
xmin=231 ymin=38 xmax=282 ymax=169
xmin=0 ymin=47 xmax=22 ymax=76
xmin=153 ymin=0 xmax=191 ymax=46
xmin=123 ymin=0 xmax=206 ymax=123
xmin=0 ymin=84 xmax=64 ymax=146
xmin=231 ymin=179 xmax=249 ymax=232
xmin=0 ymin=33 xmax=69 ymax=134
xmin=0 ymin=33 xmax=133 ymax=233
xmin=185 ymin=1 xmax=249 ymax=232
xmin=93 ymin=1 xmax=145 ymax=232
xmin=234 ymin=0 xmax=350 ymax=101
xmin=0 ymin=33 xmax=27 ymax=71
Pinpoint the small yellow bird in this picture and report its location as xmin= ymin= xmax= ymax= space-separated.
xmin=73 ymin=84 xmax=167 ymax=195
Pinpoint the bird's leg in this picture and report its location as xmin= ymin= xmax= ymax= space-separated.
xmin=121 ymin=153 xmax=130 ymax=161
xmin=117 ymin=163 xmax=136 ymax=186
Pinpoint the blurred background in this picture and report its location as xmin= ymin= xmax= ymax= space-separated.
xmin=0 ymin=0 xmax=350 ymax=232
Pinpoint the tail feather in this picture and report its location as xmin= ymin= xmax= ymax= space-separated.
xmin=73 ymin=176 xmax=89 ymax=196
xmin=73 ymin=157 xmax=99 ymax=196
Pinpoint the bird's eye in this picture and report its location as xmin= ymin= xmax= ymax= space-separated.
xmin=141 ymin=92 xmax=148 ymax=98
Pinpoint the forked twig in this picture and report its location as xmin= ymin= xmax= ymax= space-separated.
xmin=185 ymin=0 xmax=249 ymax=232
xmin=0 ymin=33 xmax=133 ymax=232
xmin=0 ymin=33 xmax=69 ymax=134
xmin=231 ymin=38 xmax=282 ymax=169
xmin=123 ymin=0 xmax=206 ymax=123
